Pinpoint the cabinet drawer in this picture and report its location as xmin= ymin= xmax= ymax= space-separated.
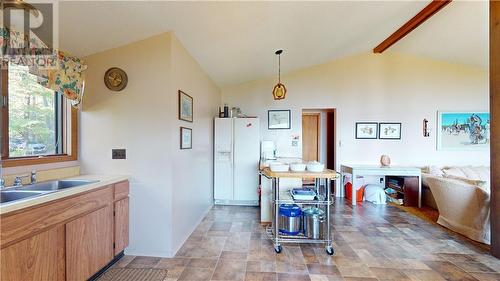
xmin=114 ymin=181 xmax=129 ymax=200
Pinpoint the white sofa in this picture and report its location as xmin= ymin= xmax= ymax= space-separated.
xmin=423 ymin=166 xmax=490 ymax=244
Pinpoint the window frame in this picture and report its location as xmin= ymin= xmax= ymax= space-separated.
xmin=1 ymin=69 xmax=78 ymax=167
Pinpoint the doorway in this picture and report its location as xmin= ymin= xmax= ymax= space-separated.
xmin=302 ymin=109 xmax=336 ymax=170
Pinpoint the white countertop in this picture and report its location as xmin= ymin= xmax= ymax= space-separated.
xmin=0 ymin=174 xmax=129 ymax=215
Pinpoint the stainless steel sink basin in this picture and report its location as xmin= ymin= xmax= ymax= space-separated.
xmin=0 ymin=190 xmax=49 ymax=204
xmin=17 ymin=179 xmax=99 ymax=191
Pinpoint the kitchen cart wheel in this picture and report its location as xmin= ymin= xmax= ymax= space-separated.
xmin=325 ymin=246 xmax=334 ymax=255
xmin=274 ymin=244 xmax=282 ymax=254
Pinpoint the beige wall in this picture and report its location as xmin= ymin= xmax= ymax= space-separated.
xmin=81 ymin=33 xmax=173 ymax=257
xmin=222 ymin=53 xmax=489 ymax=168
xmin=169 ymin=35 xmax=220 ymax=254
xmin=80 ymin=33 xmax=220 ymax=257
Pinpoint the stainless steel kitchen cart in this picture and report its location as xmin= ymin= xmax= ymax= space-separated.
xmin=260 ymin=168 xmax=339 ymax=255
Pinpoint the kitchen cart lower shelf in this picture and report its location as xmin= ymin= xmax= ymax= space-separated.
xmin=260 ymin=167 xmax=339 ymax=256
xmin=264 ymin=226 xmax=335 ymax=255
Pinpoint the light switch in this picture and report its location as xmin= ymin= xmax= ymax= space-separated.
xmin=112 ymin=149 xmax=126 ymax=159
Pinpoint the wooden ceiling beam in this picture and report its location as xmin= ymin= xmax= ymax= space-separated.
xmin=373 ymin=0 xmax=452 ymax=53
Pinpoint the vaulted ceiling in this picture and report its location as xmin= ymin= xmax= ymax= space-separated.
xmin=59 ymin=1 xmax=488 ymax=87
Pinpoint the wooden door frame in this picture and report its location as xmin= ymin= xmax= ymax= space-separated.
xmin=490 ymin=0 xmax=499 ymax=258
xmin=326 ymin=110 xmax=337 ymax=170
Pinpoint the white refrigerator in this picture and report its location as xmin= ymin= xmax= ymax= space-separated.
xmin=214 ymin=118 xmax=260 ymax=206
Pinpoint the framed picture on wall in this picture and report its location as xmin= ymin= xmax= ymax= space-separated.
xmin=268 ymin=110 xmax=291 ymax=130
xmin=437 ymin=111 xmax=490 ymax=150
xmin=379 ymin=123 xmax=402 ymax=140
xmin=180 ymin=127 xmax=192 ymax=149
xmin=355 ymin=122 xmax=378 ymax=139
xmin=178 ymin=90 xmax=193 ymax=122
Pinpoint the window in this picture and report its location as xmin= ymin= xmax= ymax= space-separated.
xmin=1 ymin=64 xmax=77 ymax=167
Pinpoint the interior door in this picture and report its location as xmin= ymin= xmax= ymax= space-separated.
xmin=214 ymin=118 xmax=234 ymax=200
xmin=302 ymin=114 xmax=320 ymax=162
xmin=233 ymin=118 xmax=259 ymax=202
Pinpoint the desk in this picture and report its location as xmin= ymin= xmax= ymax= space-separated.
xmin=340 ymin=165 xmax=422 ymax=207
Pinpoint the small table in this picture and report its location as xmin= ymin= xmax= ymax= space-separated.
xmin=260 ymin=168 xmax=339 ymax=255
xmin=340 ymin=165 xmax=422 ymax=207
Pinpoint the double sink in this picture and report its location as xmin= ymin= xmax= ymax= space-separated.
xmin=0 ymin=180 xmax=99 ymax=205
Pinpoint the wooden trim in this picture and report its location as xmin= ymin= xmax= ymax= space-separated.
xmin=373 ymin=0 xmax=452 ymax=53
xmin=490 ymin=0 xmax=500 ymax=258
xmin=0 ymin=92 xmax=78 ymax=167
xmin=326 ymin=110 xmax=336 ymax=170
xmin=1 ymin=69 xmax=8 ymax=158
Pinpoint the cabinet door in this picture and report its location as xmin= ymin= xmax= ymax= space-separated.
xmin=114 ymin=197 xmax=129 ymax=255
xmin=66 ymin=206 xmax=113 ymax=281
xmin=1 ymin=225 xmax=65 ymax=281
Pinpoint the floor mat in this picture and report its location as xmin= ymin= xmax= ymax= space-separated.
xmin=97 ymin=268 xmax=168 ymax=281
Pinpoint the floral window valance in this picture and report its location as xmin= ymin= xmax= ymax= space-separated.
xmin=1 ymin=27 xmax=87 ymax=108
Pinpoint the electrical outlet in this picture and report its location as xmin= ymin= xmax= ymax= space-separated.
xmin=112 ymin=149 xmax=126 ymax=159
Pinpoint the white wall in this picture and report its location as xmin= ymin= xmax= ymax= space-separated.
xmin=80 ymin=33 xmax=220 ymax=257
xmin=222 ymin=53 xmax=489 ymax=167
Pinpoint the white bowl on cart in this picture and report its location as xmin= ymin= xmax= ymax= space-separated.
xmin=306 ymin=161 xmax=325 ymax=172
xmin=270 ymin=163 xmax=289 ymax=172
xmin=289 ymin=162 xmax=306 ymax=172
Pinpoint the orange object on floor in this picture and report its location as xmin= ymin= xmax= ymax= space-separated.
xmin=345 ymin=182 xmax=365 ymax=202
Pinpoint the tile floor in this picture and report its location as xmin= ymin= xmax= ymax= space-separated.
xmin=108 ymin=199 xmax=500 ymax=281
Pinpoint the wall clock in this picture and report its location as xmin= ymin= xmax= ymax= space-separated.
xmin=104 ymin=67 xmax=128 ymax=91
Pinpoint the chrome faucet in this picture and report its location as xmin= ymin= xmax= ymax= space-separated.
xmin=13 ymin=171 xmax=37 ymax=187
xmin=31 ymin=170 xmax=37 ymax=184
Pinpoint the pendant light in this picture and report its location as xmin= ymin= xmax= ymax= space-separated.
xmin=272 ymin=49 xmax=287 ymax=100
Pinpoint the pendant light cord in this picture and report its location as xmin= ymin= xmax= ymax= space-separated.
xmin=278 ymin=54 xmax=281 ymax=83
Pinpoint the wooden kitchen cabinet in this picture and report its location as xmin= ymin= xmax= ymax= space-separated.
xmin=114 ymin=197 xmax=129 ymax=255
xmin=0 ymin=180 xmax=129 ymax=281
xmin=1 ymin=225 xmax=65 ymax=281
xmin=66 ymin=206 xmax=113 ymax=281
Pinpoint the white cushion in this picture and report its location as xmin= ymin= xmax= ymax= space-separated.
xmin=426 ymin=166 xmax=444 ymax=176
xmin=443 ymin=167 xmax=467 ymax=178
xmin=460 ymin=166 xmax=490 ymax=182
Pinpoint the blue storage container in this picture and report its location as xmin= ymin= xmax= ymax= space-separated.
xmin=278 ymin=204 xmax=302 ymax=235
